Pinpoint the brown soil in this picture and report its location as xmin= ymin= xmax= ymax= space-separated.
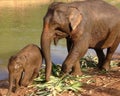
xmin=81 ymin=66 xmax=120 ymax=96
xmin=0 ymin=65 xmax=120 ymax=96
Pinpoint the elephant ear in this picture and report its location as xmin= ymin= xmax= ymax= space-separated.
xmin=68 ymin=7 xmax=83 ymax=31
xmin=16 ymin=55 xmax=27 ymax=65
xmin=17 ymin=55 xmax=27 ymax=64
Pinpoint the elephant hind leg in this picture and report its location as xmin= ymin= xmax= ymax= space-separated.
xmin=95 ymin=49 xmax=105 ymax=69
xmin=21 ymin=69 xmax=33 ymax=87
xmin=103 ymin=40 xmax=119 ymax=71
xmin=29 ymin=68 xmax=39 ymax=84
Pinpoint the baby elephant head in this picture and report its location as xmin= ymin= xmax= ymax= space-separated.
xmin=8 ymin=55 xmax=27 ymax=72
xmin=7 ymin=55 xmax=27 ymax=96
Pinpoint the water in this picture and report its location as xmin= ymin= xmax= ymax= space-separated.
xmin=0 ymin=66 xmax=8 ymax=80
xmin=51 ymin=45 xmax=120 ymax=64
xmin=0 ymin=3 xmax=120 ymax=80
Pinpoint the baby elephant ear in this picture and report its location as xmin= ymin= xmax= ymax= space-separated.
xmin=17 ymin=55 xmax=27 ymax=63
xmin=68 ymin=7 xmax=83 ymax=30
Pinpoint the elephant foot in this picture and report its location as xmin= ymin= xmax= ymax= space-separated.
xmin=103 ymin=64 xmax=110 ymax=71
xmin=15 ymin=86 xmax=20 ymax=93
xmin=21 ymin=81 xmax=29 ymax=87
xmin=97 ymin=63 xmax=104 ymax=70
xmin=6 ymin=91 xmax=11 ymax=96
xmin=70 ymin=71 xmax=82 ymax=76
xmin=97 ymin=63 xmax=110 ymax=71
xmin=27 ymin=80 xmax=34 ymax=86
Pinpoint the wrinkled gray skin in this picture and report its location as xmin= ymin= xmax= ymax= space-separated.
xmin=41 ymin=0 xmax=120 ymax=81
xmin=7 ymin=44 xmax=42 ymax=96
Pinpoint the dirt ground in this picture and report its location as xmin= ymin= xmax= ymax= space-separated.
xmin=0 ymin=64 xmax=120 ymax=96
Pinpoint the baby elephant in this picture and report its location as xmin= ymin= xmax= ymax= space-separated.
xmin=7 ymin=44 xmax=42 ymax=96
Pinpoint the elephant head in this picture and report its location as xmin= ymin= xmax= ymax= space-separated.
xmin=8 ymin=55 xmax=26 ymax=73
xmin=41 ymin=2 xmax=83 ymax=81
xmin=7 ymin=55 xmax=26 ymax=96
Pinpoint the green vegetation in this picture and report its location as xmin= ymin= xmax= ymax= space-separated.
xmin=28 ymin=64 xmax=91 ymax=96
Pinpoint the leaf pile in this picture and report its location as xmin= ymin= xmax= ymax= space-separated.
xmin=27 ymin=55 xmax=119 ymax=96
xmin=28 ymin=64 xmax=90 ymax=96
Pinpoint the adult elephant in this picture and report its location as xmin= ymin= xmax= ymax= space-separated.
xmin=41 ymin=0 xmax=120 ymax=81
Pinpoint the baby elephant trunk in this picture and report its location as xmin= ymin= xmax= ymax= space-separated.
xmin=6 ymin=74 xmax=13 ymax=96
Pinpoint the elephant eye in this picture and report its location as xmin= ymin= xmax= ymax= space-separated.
xmin=14 ymin=64 xmax=20 ymax=70
xmin=16 ymin=61 xmax=20 ymax=64
xmin=55 ymin=27 xmax=64 ymax=32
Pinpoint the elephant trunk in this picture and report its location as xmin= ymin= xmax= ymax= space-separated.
xmin=7 ymin=74 xmax=13 ymax=96
xmin=41 ymin=23 xmax=53 ymax=81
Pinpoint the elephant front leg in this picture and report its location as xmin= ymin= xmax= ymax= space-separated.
xmin=14 ymin=71 xmax=23 ymax=93
xmin=66 ymin=38 xmax=82 ymax=75
xmin=15 ymin=78 xmax=20 ymax=92
xmin=61 ymin=39 xmax=88 ymax=75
